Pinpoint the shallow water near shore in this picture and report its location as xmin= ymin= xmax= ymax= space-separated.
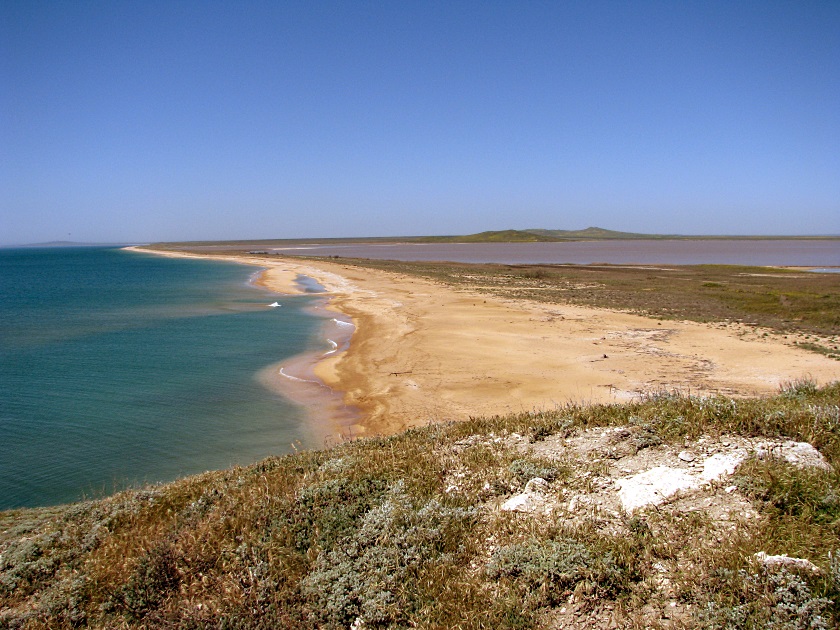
xmin=0 ymin=247 xmax=331 ymax=509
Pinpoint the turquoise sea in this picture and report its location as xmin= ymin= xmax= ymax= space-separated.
xmin=0 ymin=247 xmax=326 ymax=510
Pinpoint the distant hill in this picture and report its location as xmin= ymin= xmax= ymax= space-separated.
xmin=416 ymin=230 xmax=562 ymax=243
xmin=524 ymin=227 xmax=672 ymax=240
xmin=409 ymin=227 xmax=670 ymax=243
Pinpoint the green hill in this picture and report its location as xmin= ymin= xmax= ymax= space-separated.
xmin=525 ymin=226 xmax=670 ymax=240
xmin=416 ymin=228 xmax=659 ymax=243
xmin=419 ymin=229 xmax=562 ymax=243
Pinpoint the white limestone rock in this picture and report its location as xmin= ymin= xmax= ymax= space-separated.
xmin=701 ymin=450 xmax=748 ymax=482
xmin=678 ymin=450 xmax=696 ymax=462
xmin=501 ymin=477 xmax=550 ymax=513
xmin=616 ymin=466 xmax=701 ymax=513
xmin=754 ymin=552 xmax=822 ymax=574
xmin=756 ymin=442 xmax=832 ymax=471
xmin=524 ymin=477 xmax=550 ymax=494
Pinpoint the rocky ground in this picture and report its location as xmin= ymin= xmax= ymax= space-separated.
xmin=2 ymin=384 xmax=839 ymax=628
xmin=443 ymin=420 xmax=836 ymax=629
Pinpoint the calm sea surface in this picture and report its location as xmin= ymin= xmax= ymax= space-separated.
xmin=272 ymin=240 xmax=840 ymax=266
xmin=0 ymin=248 xmax=325 ymax=509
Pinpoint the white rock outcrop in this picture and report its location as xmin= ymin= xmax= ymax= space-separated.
xmin=754 ymin=552 xmax=822 ymax=574
xmin=501 ymin=477 xmax=551 ymax=513
xmin=702 ymin=450 xmax=748 ymax=482
xmin=614 ymin=438 xmax=832 ymax=513
xmin=616 ymin=466 xmax=701 ymax=513
xmin=756 ymin=441 xmax=832 ymax=471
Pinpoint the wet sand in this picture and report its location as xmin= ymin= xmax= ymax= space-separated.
xmin=255 ymin=299 xmax=360 ymax=447
xmin=127 ymin=247 xmax=840 ymax=439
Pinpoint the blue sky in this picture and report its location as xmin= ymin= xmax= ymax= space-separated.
xmin=2 ymin=1 xmax=839 ymax=243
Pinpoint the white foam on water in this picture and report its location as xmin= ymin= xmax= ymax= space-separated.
xmin=269 ymin=302 xmax=281 ymax=307
xmin=324 ymin=339 xmax=339 ymax=355
xmin=278 ymin=368 xmax=319 ymax=384
xmin=332 ymin=318 xmax=355 ymax=329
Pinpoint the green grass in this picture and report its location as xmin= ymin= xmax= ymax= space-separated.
xmin=2 ymin=382 xmax=839 ymax=628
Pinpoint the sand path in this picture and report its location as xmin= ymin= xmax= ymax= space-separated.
xmin=128 ymin=248 xmax=840 ymax=437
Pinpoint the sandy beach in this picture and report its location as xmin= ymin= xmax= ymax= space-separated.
xmin=128 ymin=247 xmax=840 ymax=439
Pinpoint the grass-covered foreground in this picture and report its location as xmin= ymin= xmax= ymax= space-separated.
xmin=2 ymin=382 xmax=839 ymax=629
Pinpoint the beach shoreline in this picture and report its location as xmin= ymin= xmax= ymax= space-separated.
xmin=125 ymin=245 xmax=368 ymax=442
xmin=126 ymin=246 xmax=840 ymax=439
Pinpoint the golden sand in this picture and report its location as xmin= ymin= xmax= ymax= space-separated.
xmin=127 ymin=247 xmax=840 ymax=438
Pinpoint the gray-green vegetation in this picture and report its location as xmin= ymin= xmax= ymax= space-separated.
xmin=2 ymin=382 xmax=839 ymax=628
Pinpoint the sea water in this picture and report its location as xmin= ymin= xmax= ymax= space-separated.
xmin=0 ymin=247 xmax=326 ymax=509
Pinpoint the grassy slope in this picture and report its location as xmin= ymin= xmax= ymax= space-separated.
xmin=2 ymin=383 xmax=839 ymax=628
xmin=525 ymin=227 xmax=669 ymax=240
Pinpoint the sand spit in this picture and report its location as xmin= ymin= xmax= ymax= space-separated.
xmin=127 ymin=247 xmax=840 ymax=438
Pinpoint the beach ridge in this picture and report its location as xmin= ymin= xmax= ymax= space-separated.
xmin=126 ymin=247 xmax=840 ymax=439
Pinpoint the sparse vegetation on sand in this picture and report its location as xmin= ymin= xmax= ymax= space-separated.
xmin=304 ymin=258 xmax=840 ymax=340
xmin=2 ymin=382 xmax=839 ymax=628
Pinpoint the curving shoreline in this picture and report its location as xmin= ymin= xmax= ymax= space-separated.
xmin=126 ymin=246 xmax=840 ymax=440
xmin=125 ymin=246 xmax=366 ymax=444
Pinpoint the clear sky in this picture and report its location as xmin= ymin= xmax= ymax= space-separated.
xmin=2 ymin=1 xmax=839 ymax=244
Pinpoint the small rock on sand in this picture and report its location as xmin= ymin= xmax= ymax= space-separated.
xmin=678 ymin=450 xmax=696 ymax=462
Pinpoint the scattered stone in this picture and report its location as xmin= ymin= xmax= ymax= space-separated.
xmin=521 ymin=426 xmax=830 ymax=528
xmin=678 ymin=450 xmax=696 ymax=462
xmin=501 ymin=477 xmax=550 ymax=513
xmin=754 ymin=552 xmax=822 ymax=575
xmin=501 ymin=493 xmax=537 ymax=512
xmin=524 ymin=477 xmax=549 ymax=493
xmin=756 ymin=441 xmax=832 ymax=471
xmin=701 ymin=451 xmax=747 ymax=482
